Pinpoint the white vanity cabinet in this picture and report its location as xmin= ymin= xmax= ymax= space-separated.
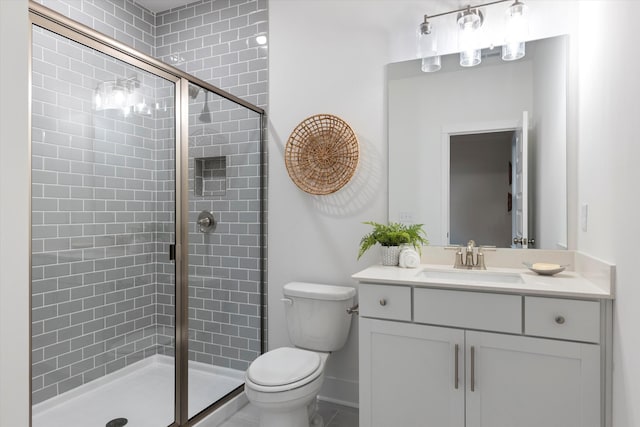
xmin=358 ymin=283 xmax=607 ymax=427
xmin=360 ymin=319 xmax=465 ymax=427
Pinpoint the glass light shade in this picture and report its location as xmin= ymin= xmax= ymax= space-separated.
xmin=421 ymin=56 xmax=441 ymax=72
xmin=502 ymin=41 xmax=525 ymax=61
xmin=418 ymin=20 xmax=440 ymax=72
xmin=460 ymin=49 xmax=481 ymax=67
xmin=457 ymin=9 xmax=483 ymax=67
xmin=503 ymin=1 xmax=529 ymax=61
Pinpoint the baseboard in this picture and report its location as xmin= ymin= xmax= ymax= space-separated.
xmin=318 ymin=375 xmax=358 ymax=408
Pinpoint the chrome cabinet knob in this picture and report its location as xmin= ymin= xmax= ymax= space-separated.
xmin=379 ymin=299 xmax=387 ymax=306
xmin=555 ymin=315 xmax=566 ymax=325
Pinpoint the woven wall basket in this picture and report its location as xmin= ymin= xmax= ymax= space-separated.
xmin=285 ymin=114 xmax=360 ymax=195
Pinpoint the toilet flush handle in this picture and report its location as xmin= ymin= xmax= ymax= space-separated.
xmin=281 ymin=298 xmax=293 ymax=306
xmin=347 ymin=304 xmax=359 ymax=315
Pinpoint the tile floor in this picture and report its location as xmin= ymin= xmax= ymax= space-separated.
xmin=218 ymin=399 xmax=359 ymax=427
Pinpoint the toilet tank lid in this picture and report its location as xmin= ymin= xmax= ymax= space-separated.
xmin=283 ymin=282 xmax=356 ymax=301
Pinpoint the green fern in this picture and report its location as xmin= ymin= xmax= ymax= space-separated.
xmin=358 ymin=221 xmax=428 ymax=260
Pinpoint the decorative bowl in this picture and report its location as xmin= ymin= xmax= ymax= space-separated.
xmin=523 ymin=262 xmax=568 ymax=276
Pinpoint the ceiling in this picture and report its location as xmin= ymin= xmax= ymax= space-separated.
xmin=134 ymin=0 xmax=192 ymax=13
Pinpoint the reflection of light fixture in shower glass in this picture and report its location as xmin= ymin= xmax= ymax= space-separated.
xmin=93 ymin=76 xmax=152 ymax=116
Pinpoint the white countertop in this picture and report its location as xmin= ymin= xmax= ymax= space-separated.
xmin=352 ymin=264 xmax=613 ymax=300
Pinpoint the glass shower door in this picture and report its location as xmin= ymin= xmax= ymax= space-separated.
xmin=31 ymin=25 xmax=178 ymax=427
xmin=185 ymin=84 xmax=263 ymax=419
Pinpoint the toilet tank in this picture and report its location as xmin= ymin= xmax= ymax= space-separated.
xmin=283 ymin=282 xmax=356 ymax=352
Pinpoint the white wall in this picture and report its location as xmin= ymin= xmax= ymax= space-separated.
xmin=0 ymin=0 xmax=30 ymax=426
xmin=268 ymin=0 xmax=393 ymax=404
xmin=576 ymin=2 xmax=640 ymax=426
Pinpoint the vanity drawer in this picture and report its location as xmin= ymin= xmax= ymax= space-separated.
xmin=414 ymin=288 xmax=522 ymax=334
xmin=359 ymin=283 xmax=411 ymax=321
xmin=525 ymin=297 xmax=600 ymax=343
xmin=413 ymin=288 xmax=522 ymax=334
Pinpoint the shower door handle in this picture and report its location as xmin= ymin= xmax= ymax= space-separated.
xmin=169 ymin=244 xmax=176 ymax=261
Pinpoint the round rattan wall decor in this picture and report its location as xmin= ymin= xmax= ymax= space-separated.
xmin=285 ymin=114 xmax=359 ymax=195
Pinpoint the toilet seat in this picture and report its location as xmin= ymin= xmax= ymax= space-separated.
xmin=246 ymin=347 xmax=325 ymax=393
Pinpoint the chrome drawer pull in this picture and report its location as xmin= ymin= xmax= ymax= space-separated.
xmin=454 ymin=344 xmax=459 ymax=389
xmin=379 ymin=299 xmax=387 ymax=306
xmin=555 ymin=315 xmax=566 ymax=325
xmin=470 ymin=345 xmax=476 ymax=392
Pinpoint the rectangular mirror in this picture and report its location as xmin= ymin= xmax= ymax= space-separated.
xmin=388 ymin=35 xmax=568 ymax=250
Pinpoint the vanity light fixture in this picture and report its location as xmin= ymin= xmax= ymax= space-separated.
xmin=417 ymin=0 xmax=529 ymax=71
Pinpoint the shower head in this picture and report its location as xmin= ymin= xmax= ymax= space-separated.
xmin=188 ymin=85 xmax=201 ymax=99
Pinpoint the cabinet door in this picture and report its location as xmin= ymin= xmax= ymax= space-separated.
xmin=466 ymin=331 xmax=600 ymax=427
xmin=359 ymin=318 xmax=465 ymax=427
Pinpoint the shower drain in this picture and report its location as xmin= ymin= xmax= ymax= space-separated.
xmin=106 ymin=418 xmax=128 ymax=427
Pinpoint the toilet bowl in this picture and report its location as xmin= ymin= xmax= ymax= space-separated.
xmin=245 ymin=348 xmax=328 ymax=427
xmin=244 ymin=282 xmax=356 ymax=427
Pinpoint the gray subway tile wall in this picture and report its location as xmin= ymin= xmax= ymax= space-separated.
xmin=31 ymin=0 xmax=266 ymax=404
xmin=36 ymin=0 xmax=156 ymax=57
xmin=186 ymin=90 xmax=262 ymax=369
xmin=155 ymin=0 xmax=268 ymax=107
xmin=31 ymin=26 xmax=175 ymax=404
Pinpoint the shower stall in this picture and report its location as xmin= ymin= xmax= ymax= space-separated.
xmin=29 ymin=3 xmax=265 ymax=427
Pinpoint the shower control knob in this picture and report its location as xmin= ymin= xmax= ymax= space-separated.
xmin=197 ymin=210 xmax=217 ymax=233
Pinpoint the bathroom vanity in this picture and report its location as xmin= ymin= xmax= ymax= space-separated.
xmin=353 ymin=255 xmax=614 ymax=427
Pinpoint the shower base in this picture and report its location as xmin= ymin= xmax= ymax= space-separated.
xmin=32 ymin=355 xmax=244 ymax=427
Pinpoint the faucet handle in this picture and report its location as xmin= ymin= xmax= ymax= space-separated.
xmin=476 ymin=252 xmax=487 ymax=270
xmin=453 ymin=247 xmax=465 ymax=269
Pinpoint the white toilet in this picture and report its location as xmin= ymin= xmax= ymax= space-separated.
xmin=244 ymin=282 xmax=356 ymax=427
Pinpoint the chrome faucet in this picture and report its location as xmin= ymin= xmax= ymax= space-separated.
xmin=453 ymin=240 xmax=486 ymax=270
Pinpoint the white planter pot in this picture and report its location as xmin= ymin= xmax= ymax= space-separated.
xmin=381 ymin=246 xmax=402 ymax=266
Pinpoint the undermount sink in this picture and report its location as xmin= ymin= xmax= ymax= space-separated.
xmin=418 ymin=269 xmax=524 ymax=285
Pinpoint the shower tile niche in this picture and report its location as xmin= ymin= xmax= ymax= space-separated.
xmin=195 ymin=156 xmax=227 ymax=197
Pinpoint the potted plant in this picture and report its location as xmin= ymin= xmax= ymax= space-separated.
xmin=358 ymin=221 xmax=428 ymax=266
